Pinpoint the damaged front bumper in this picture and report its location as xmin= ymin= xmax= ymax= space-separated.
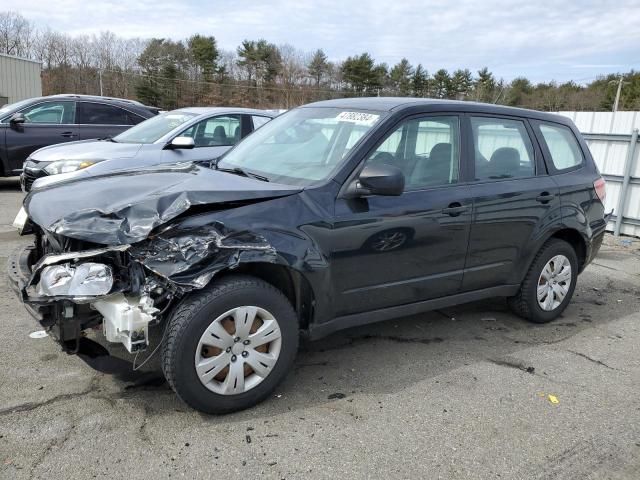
xmin=7 ymin=245 xmax=44 ymax=321
xmin=7 ymin=244 xmax=161 ymax=354
xmin=7 ymin=220 xmax=277 ymax=355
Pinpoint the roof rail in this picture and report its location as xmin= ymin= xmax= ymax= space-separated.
xmin=49 ymin=94 xmax=146 ymax=107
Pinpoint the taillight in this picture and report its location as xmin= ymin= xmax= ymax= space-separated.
xmin=594 ymin=177 xmax=606 ymax=203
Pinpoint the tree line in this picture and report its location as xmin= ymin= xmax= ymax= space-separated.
xmin=1 ymin=10 xmax=639 ymax=111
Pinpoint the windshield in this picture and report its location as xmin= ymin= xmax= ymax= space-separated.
xmin=0 ymin=98 xmax=35 ymax=120
xmin=114 ymin=111 xmax=197 ymax=144
xmin=217 ymin=107 xmax=383 ymax=186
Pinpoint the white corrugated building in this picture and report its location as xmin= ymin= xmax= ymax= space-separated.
xmin=558 ymin=111 xmax=640 ymax=238
xmin=0 ymin=53 xmax=42 ymax=106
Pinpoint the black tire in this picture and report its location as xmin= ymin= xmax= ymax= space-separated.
xmin=508 ymin=239 xmax=578 ymax=324
xmin=161 ymin=274 xmax=298 ymax=414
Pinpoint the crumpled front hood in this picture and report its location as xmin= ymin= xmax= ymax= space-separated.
xmin=24 ymin=163 xmax=302 ymax=245
xmin=30 ymin=140 xmax=143 ymax=162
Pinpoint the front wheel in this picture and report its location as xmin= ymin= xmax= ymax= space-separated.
xmin=161 ymin=275 xmax=298 ymax=414
xmin=508 ymin=239 xmax=578 ymax=323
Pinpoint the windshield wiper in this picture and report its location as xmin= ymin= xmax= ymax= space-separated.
xmin=98 ymin=136 xmax=117 ymax=143
xmin=216 ymin=166 xmax=270 ymax=182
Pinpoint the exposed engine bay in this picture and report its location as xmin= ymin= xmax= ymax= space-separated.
xmin=14 ymin=219 xmax=279 ymax=354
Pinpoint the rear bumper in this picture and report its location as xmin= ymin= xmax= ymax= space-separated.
xmin=582 ymin=213 xmax=611 ymax=270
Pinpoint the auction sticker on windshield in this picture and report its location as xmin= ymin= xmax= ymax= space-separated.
xmin=336 ymin=111 xmax=380 ymax=126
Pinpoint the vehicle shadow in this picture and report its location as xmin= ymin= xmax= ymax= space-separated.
xmin=0 ymin=177 xmax=21 ymax=191
xmin=103 ymin=267 xmax=639 ymax=421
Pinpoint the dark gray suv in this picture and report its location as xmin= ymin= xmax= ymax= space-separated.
xmin=0 ymin=94 xmax=158 ymax=178
xmin=8 ymin=98 xmax=608 ymax=414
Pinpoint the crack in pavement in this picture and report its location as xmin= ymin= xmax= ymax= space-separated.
xmin=488 ymin=357 xmax=588 ymax=389
xmin=592 ymin=262 xmax=640 ymax=276
xmin=137 ymin=404 xmax=153 ymax=445
xmin=313 ymin=334 xmax=446 ymax=352
xmin=488 ymin=358 xmax=536 ymax=374
xmin=29 ymin=420 xmax=75 ymax=479
xmin=567 ymin=350 xmax=620 ymax=371
xmin=348 ymin=334 xmax=446 ymax=345
xmin=0 ymin=375 xmax=172 ymax=418
xmin=0 ymin=379 xmax=99 ymax=417
xmin=501 ymin=334 xmax=576 ymax=346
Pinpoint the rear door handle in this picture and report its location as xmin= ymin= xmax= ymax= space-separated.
xmin=61 ymin=131 xmax=77 ymax=138
xmin=442 ymin=203 xmax=470 ymax=216
xmin=536 ymin=192 xmax=555 ymax=203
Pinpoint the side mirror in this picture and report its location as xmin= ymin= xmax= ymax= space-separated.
xmin=346 ymin=163 xmax=405 ymax=197
xmin=9 ymin=113 xmax=26 ymax=125
xmin=167 ymin=136 xmax=195 ymax=149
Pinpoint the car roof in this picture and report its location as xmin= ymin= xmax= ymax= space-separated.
xmin=18 ymin=94 xmax=159 ymax=116
xmin=303 ymin=97 xmax=571 ymax=124
xmin=47 ymin=94 xmax=146 ymax=106
xmin=174 ymin=107 xmax=276 ymax=117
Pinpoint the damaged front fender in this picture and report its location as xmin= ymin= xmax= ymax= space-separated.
xmin=130 ymin=221 xmax=278 ymax=289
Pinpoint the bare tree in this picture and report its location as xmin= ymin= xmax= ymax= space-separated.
xmin=0 ymin=9 xmax=632 ymax=111
xmin=0 ymin=11 xmax=34 ymax=57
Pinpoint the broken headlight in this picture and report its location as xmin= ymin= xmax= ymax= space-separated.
xmin=37 ymin=263 xmax=113 ymax=297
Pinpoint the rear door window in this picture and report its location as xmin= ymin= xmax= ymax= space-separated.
xmin=470 ymin=117 xmax=535 ymax=180
xmin=538 ymin=123 xmax=584 ymax=171
xmin=77 ymin=102 xmax=131 ymax=125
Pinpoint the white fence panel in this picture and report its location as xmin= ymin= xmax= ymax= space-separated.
xmin=558 ymin=111 xmax=640 ymax=238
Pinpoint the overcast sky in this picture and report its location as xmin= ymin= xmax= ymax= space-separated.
xmin=15 ymin=0 xmax=640 ymax=83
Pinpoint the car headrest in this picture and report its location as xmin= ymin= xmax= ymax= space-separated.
xmin=429 ymin=143 xmax=452 ymax=164
xmin=490 ymin=147 xmax=520 ymax=172
xmin=213 ymin=126 xmax=226 ymax=141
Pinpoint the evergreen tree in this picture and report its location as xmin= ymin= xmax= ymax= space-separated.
xmin=450 ymin=68 xmax=473 ymax=99
xmin=432 ymin=69 xmax=450 ymax=98
xmin=187 ymin=34 xmax=218 ymax=79
xmin=342 ymin=53 xmax=386 ymax=93
xmin=308 ymin=49 xmax=329 ymax=87
xmin=411 ymin=64 xmax=428 ymax=97
xmin=390 ymin=58 xmax=414 ymax=96
xmin=474 ymin=67 xmax=496 ymax=102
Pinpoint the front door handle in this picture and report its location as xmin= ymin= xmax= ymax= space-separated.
xmin=61 ymin=131 xmax=77 ymax=138
xmin=442 ymin=203 xmax=470 ymax=216
xmin=536 ymin=192 xmax=555 ymax=203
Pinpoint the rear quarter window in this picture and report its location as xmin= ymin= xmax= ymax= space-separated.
xmin=538 ymin=123 xmax=584 ymax=171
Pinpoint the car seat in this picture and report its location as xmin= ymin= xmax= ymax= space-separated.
xmin=486 ymin=147 xmax=521 ymax=178
xmin=212 ymin=126 xmax=227 ymax=145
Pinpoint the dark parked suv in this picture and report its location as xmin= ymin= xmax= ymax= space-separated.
xmin=8 ymin=98 xmax=607 ymax=413
xmin=0 ymin=94 xmax=158 ymax=177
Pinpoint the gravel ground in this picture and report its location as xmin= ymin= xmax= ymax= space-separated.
xmin=0 ymin=177 xmax=639 ymax=480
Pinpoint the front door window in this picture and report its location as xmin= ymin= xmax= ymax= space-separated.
xmin=363 ymin=116 xmax=460 ymax=190
xmin=19 ymin=101 xmax=76 ymax=124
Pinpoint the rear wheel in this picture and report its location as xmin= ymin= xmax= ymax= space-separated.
xmin=162 ymin=275 xmax=298 ymax=414
xmin=508 ymin=239 xmax=578 ymax=323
